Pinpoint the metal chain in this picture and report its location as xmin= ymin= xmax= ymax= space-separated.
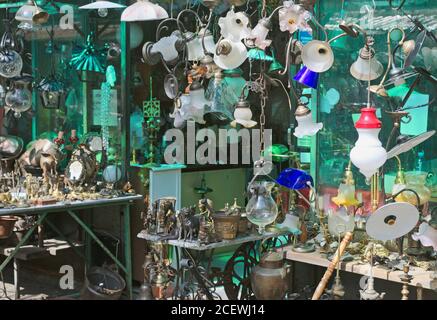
xmin=259 ymin=73 xmax=267 ymax=154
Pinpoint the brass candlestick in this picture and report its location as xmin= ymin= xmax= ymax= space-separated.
xmin=371 ymin=172 xmax=379 ymax=212
xmin=399 ymin=264 xmax=413 ymax=300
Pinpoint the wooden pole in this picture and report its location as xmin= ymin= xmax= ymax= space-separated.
xmin=311 ymin=232 xmax=353 ymax=300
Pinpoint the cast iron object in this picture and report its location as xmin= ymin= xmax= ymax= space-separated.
xmin=250 ymin=251 xmax=289 ymax=300
xmin=80 ymin=267 xmax=126 ymax=300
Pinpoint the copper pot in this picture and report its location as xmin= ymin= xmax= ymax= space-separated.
xmin=250 ymin=251 xmax=289 ymax=300
xmin=0 ymin=216 xmax=18 ymax=239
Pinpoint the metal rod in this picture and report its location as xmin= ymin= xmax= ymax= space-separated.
xmin=67 ymin=210 xmax=128 ymax=273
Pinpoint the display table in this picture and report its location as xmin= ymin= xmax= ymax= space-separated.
xmin=0 ymin=194 xmax=142 ymax=299
xmin=285 ymin=247 xmax=437 ymax=298
xmin=138 ymin=228 xmax=292 ymax=300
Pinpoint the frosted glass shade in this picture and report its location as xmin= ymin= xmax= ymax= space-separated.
xmin=350 ymin=55 xmax=383 ymax=81
xmin=350 ymin=128 xmax=387 ymax=179
xmin=214 ymin=39 xmax=247 ymax=70
xmin=294 ymin=113 xmax=323 ymax=138
xmin=121 ymin=0 xmax=168 ymax=21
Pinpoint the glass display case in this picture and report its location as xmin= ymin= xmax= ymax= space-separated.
xmin=313 ymin=0 xmax=437 ymax=212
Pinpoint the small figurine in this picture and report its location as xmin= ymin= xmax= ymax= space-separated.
xmin=177 ymin=206 xmax=200 ymax=241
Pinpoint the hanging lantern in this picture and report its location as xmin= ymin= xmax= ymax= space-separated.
xmin=38 ymin=76 xmax=65 ymax=109
xmin=350 ymin=107 xmax=387 ymax=179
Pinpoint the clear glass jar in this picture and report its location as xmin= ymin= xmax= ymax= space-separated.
xmin=5 ymin=78 xmax=32 ymax=117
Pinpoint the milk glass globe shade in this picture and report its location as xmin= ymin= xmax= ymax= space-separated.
xmin=350 ymin=108 xmax=387 ymax=179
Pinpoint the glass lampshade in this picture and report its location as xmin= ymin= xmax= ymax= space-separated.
xmin=121 ymin=0 xmax=168 ymax=22
xmin=276 ymin=168 xmax=313 ymax=190
xmin=214 ymin=39 xmax=247 ymax=70
xmin=246 ymin=181 xmax=279 ymax=234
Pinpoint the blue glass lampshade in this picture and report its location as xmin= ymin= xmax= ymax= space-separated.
xmin=293 ymin=66 xmax=319 ymax=89
xmin=247 ymin=48 xmax=274 ymax=62
xmin=276 ymin=168 xmax=314 ymax=190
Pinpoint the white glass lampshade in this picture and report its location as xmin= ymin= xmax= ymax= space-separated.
xmin=350 ymin=107 xmax=387 ymax=179
xmin=121 ymin=0 xmax=168 ymax=22
xmin=301 ymin=40 xmax=334 ymax=73
xmin=199 ymin=28 xmax=216 ymax=55
xmin=186 ymin=34 xmax=204 ymax=61
xmin=190 ymin=86 xmax=211 ymax=111
xmin=179 ymin=86 xmax=209 ymax=124
xmin=294 ymin=113 xmax=323 ymax=138
xmin=350 ymin=128 xmax=387 ymax=179
xmin=350 ymin=52 xmax=383 ymax=81
xmin=218 ymin=9 xmax=251 ymax=42
xmin=412 ymin=222 xmax=437 ymax=251
xmin=79 ymin=1 xmax=126 ymax=9
xmin=151 ymin=34 xmax=179 ymax=62
xmin=15 ymin=1 xmax=36 ymax=22
xmin=249 ymin=18 xmax=272 ymax=50
xmin=231 ymin=99 xmax=257 ymax=128
xmin=214 ymin=39 xmax=247 ymax=70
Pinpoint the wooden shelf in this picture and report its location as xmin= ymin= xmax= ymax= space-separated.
xmin=285 ymin=247 xmax=437 ymax=290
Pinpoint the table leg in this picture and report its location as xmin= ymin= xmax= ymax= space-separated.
xmin=417 ymin=285 xmax=423 ymax=300
xmin=38 ymin=224 xmax=44 ymax=248
xmin=0 ymin=213 xmax=48 ymax=274
xmin=123 ymin=204 xmax=133 ymax=300
xmin=14 ymin=258 xmax=20 ymax=300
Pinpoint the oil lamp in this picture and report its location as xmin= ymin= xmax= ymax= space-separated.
xmin=293 ymin=103 xmax=323 ymax=138
xmin=121 ymin=0 xmax=168 ymax=21
xmin=350 ymin=107 xmax=387 ymax=179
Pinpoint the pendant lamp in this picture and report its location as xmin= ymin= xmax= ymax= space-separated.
xmin=121 ymin=0 xmax=168 ymax=22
